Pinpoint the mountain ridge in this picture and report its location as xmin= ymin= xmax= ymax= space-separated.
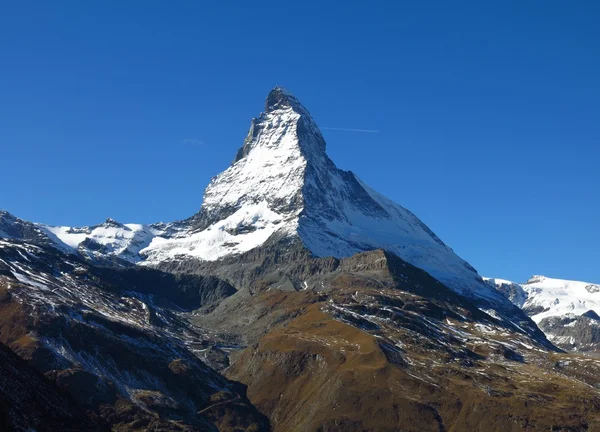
xmin=485 ymin=275 xmax=600 ymax=353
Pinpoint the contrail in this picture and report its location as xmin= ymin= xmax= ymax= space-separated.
xmin=181 ymin=138 xmax=204 ymax=146
xmin=321 ymin=127 xmax=379 ymax=133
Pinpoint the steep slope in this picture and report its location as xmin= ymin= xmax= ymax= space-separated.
xmin=0 ymin=238 xmax=269 ymax=431
xmin=140 ymin=87 xmax=517 ymax=312
xmin=486 ymin=276 xmax=600 ymax=353
xmin=0 ymin=340 xmax=105 ymax=432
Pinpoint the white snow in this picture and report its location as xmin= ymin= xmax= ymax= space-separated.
xmin=142 ymin=202 xmax=291 ymax=261
xmin=43 ymin=226 xmax=88 ymax=248
xmin=484 ymin=277 xmax=514 ymax=287
xmin=485 ymin=275 xmax=600 ymax=323
xmin=200 ymin=108 xmax=308 ymax=214
xmin=41 ymin=222 xmax=162 ymax=263
xmin=299 ymin=173 xmax=499 ymax=300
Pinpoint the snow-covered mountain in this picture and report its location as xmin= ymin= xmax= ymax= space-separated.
xmin=485 ymin=276 xmax=600 ymax=352
xmin=142 ymin=87 xmax=506 ymax=304
xmin=0 ymin=210 xmax=168 ymax=265
xmin=45 ymin=219 xmax=159 ymax=261
xmin=1 ymin=87 xmax=524 ymax=320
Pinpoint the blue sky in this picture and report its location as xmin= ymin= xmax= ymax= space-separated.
xmin=1 ymin=1 xmax=598 ymax=283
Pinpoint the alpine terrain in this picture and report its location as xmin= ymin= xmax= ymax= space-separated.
xmin=486 ymin=276 xmax=600 ymax=354
xmin=1 ymin=87 xmax=599 ymax=431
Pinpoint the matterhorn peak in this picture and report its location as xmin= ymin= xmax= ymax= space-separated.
xmin=139 ymin=87 xmax=511 ymax=309
xmin=233 ymin=87 xmax=326 ymax=165
xmin=264 ymin=85 xmax=307 ymax=113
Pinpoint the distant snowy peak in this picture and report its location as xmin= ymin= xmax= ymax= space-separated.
xmin=484 ymin=277 xmax=528 ymax=308
xmin=0 ymin=210 xmax=70 ymax=253
xmin=485 ymin=276 xmax=600 ymax=323
xmin=486 ymin=275 xmax=600 ymax=352
xmin=44 ymin=221 xmax=161 ymax=264
xmin=0 ymin=210 xmax=167 ymax=265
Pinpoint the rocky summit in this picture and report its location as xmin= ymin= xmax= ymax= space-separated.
xmin=1 ymin=88 xmax=599 ymax=431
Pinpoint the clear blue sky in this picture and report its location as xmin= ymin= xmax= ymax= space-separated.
xmin=1 ymin=1 xmax=598 ymax=283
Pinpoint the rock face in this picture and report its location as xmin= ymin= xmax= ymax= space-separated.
xmin=0 ymin=238 xmax=269 ymax=431
xmin=0 ymin=340 xmax=105 ymax=432
xmin=486 ymin=276 xmax=600 ymax=353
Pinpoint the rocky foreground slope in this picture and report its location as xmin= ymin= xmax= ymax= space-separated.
xmin=1 ymin=87 xmax=599 ymax=430
xmin=2 ymin=235 xmax=600 ymax=431
xmin=0 ymin=338 xmax=105 ymax=432
xmin=0 ymin=239 xmax=268 ymax=431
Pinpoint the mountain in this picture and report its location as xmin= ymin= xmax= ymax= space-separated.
xmin=0 ymin=211 xmax=162 ymax=266
xmin=1 ymin=87 xmax=535 ymax=336
xmin=0 ymin=237 xmax=269 ymax=430
xmin=221 ymin=259 xmax=600 ymax=432
xmin=144 ymin=87 xmax=497 ymax=299
xmin=2 ymin=87 xmax=600 ymax=430
xmin=486 ymin=276 xmax=600 ymax=353
xmin=4 ymin=234 xmax=600 ymax=431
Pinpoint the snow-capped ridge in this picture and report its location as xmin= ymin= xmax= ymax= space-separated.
xmin=487 ymin=275 xmax=600 ymax=352
xmin=487 ymin=275 xmax=600 ymax=323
